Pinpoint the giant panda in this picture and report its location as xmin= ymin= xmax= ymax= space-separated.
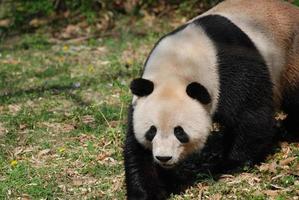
xmin=124 ymin=0 xmax=299 ymax=199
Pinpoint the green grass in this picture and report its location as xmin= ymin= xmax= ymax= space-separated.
xmin=0 ymin=16 xmax=168 ymax=199
xmin=0 ymin=13 xmax=299 ymax=200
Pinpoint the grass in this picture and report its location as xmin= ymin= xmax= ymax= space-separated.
xmin=0 ymin=13 xmax=299 ymax=200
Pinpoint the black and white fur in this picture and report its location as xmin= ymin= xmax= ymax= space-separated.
xmin=124 ymin=0 xmax=299 ymax=199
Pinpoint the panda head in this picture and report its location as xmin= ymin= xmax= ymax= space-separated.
xmin=130 ymin=78 xmax=212 ymax=168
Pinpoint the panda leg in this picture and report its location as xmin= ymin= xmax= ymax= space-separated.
xmin=224 ymin=105 xmax=276 ymax=168
xmin=124 ymin=134 xmax=167 ymax=200
xmin=124 ymin=108 xmax=168 ymax=200
xmin=282 ymin=86 xmax=299 ymax=135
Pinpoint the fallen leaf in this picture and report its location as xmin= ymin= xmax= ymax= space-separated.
xmin=8 ymin=104 xmax=21 ymax=114
xmin=109 ymin=120 xmax=119 ymax=128
xmin=19 ymin=194 xmax=31 ymax=200
xmin=279 ymin=157 xmax=296 ymax=166
xmin=1 ymin=59 xmax=21 ymax=65
xmin=61 ymin=24 xmax=81 ymax=39
xmin=0 ymin=19 xmax=11 ymax=27
xmin=29 ymin=18 xmax=48 ymax=27
xmin=220 ymin=174 xmax=235 ymax=179
xmin=210 ymin=194 xmax=222 ymax=200
xmin=259 ymin=162 xmax=278 ymax=173
xmin=96 ymin=46 xmax=107 ymax=54
xmin=275 ymin=112 xmax=287 ymax=120
xmin=0 ymin=122 xmax=7 ymax=136
xmin=82 ymin=115 xmax=95 ymax=124
xmin=270 ymin=184 xmax=285 ymax=190
xmin=101 ymin=157 xmax=117 ymax=165
xmin=19 ymin=124 xmax=27 ymax=130
xmin=73 ymin=178 xmax=84 ymax=186
xmin=77 ymin=21 xmax=89 ymax=28
xmin=72 ymin=177 xmax=97 ymax=186
xmin=110 ymin=174 xmax=124 ymax=192
xmin=62 ymin=124 xmax=75 ymax=132
xmin=58 ymin=184 xmax=67 ymax=193
xmin=37 ymin=149 xmax=51 ymax=158
xmin=280 ymin=142 xmax=291 ymax=158
xmin=219 ymin=174 xmax=235 ymax=182
xmin=271 ymin=174 xmax=285 ymax=181
xmin=264 ymin=190 xmax=280 ymax=198
xmin=13 ymin=147 xmax=23 ymax=156
xmin=96 ymin=152 xmax=111 ymax=161
xmin=63 ymin=11 xmax=70 ymax=18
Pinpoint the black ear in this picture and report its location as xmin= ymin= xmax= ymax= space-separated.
xmin=186 ymin=82 xmax=211 ymax=104
xmin=130 ymin=78 xmax=154 ymax=97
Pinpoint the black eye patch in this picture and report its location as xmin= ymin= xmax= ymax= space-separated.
xmin=145 ymin=126 xmax=157 ymax=142
xmin=174 ymin=126 xmax=189 ymax=143
xmin=130 ymin=78 xmax=154 ymax=97
xmin=186 ymin=82 xmax=211 ymax=104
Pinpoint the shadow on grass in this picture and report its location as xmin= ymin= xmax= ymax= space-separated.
xmin=0 ymin=83 xmax=90 ymax=106
xmin=161 ymin=124 xmax=299 ymax=198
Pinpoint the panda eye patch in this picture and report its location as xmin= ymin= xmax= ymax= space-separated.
xmin=130 ymin=78 xmax=154 ymax=97
xmin=174 ymin=126 xmax=189 ymax=143
xmin=145 ymin=126 xmax=157 ymax=142
xmin=186 ymin=82 xmax=211 ymax=104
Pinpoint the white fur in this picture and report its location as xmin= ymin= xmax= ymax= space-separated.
xmin=133 ymin=24 xmax=218 ymax=166
xmin=143 ymin=24 xmax=220 ymax=114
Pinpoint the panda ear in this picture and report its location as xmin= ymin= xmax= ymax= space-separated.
xmin=130 ymin=78 xmax=154 ymax=97
xmin=186 ymin=82 xmax=211 ymax=104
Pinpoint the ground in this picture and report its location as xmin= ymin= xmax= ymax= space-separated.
xmin=0 ymin=14 xmax=299 ymax=200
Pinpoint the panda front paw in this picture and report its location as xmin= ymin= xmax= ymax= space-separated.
xmin=127 ymin=190 xmax=167 ymax=200
xmin=127 ymin=190 xmax=148 ymax=200
xmin=212 ymin=158 xmax=243 ymax=173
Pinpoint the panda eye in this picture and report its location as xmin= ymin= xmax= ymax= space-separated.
xmin=145 ymin=126 xmax=157 ymax=142
xmin=174 ymin=126 xmax=189 ymax=143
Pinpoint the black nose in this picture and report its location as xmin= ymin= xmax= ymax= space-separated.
xmin=155 ymin=156 xmax=172 ymax=162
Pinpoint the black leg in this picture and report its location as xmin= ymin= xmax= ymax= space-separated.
xmin=124 ymin=134 xmax=167 ymax=200
xmin=282 ymin=86 xmax=299 ymax=135
xmin=124 ymin=106 xmax=168 ymax=200
xmin=223 ymin=106 xmax=276 ymax=168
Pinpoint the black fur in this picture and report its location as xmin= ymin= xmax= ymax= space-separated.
xmin=281 ymin=86 xmax=299 ymax=140
xmin=124 ymin=15 xmax=277 ymax=199
xmin=130 ymin=78 xmax=154 ymax=97
xmin=186 ymin=82 xmax=211 ymax=104
xmin=195 ymin=15 xmax=275 ymax=167
xmin=174 ymin=126 xmax=189 ymax=143
xmin=124 ymin=106 xmax=178 ymax=200
xmin=145 ymin=126 xmax=157 ymax=142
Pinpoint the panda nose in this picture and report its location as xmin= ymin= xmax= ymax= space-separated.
xmin=155 ymin=156 xmax=172 ymax=162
